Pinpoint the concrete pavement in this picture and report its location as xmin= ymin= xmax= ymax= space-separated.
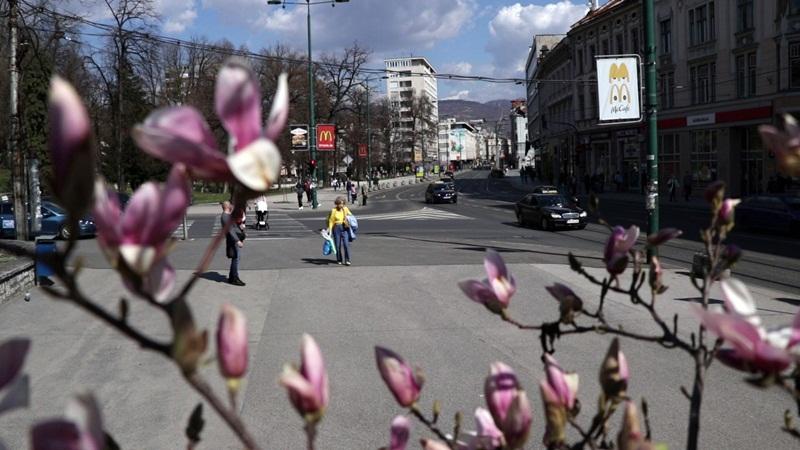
xmin=1 ymin=239 xmax=798 ymax=448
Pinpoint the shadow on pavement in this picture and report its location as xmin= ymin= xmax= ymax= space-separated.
xmin=301 ymin=258 xmax=337 ymax=266
xmin=197 ymin=271 xmax=228 ymax=283
xmin=772 ymin=297 xmax=800 ymax=307
xmin=673 ymin=297 xmax=724 ymax=306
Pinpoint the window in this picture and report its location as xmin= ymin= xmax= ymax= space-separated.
xmin=791 ymin=0 xmax=800 ymax=15
xmin=602 ymin=39 xmax=609 ymax=55
xmin=660 ymin=19 xmax=671 ymax=54
xmin=736 ymin=53 xmax=756 ymax=98
xmin=616 ymin=34 xmax=624 ymax=54
xmin=736 ymin=0 xmax=753 ymax=32
xmin=790 ymin=42 xmax=800 ymax=89
xmin=691 ymin=130 xmax=718 ymax=185
xmin=578 ymin=94 xmax=585 ymax=120
xmin=689 ymin=2 xmax=715 ymax=46
xmin=631 ymin=28 xmax=639 ymax=54
xmin=589 ymin=45 xmax=596 ymax=70
xmin=658 ymin=134 xmax=680 ymax=187
xmin=577 ymin=49 xmax=584 ymax=74
xmin=659 ymin=71 xmax=675 ymax=108
xmin=690 ymin=62 xmax=716 ymax=104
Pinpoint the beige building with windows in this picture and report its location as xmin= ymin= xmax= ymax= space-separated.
xmin=385 ymin=57 xmax=439 ymax=163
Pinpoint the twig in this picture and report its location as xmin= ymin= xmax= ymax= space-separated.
xmin=568 ymin=417 xmax=599 ymax=450
xmin=500 ymin=311 xmax=542 ymax=330
xmin=304 ymin=421 xmax=317 ymax=450
xmin=410 ymin=405 xmax=453 ymax=448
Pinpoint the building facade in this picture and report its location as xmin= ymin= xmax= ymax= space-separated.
xmin=438 ymin=118 xmax=481 ymax=166
xmin=510 ymin=100 xmax=528 ymax=169
xmin=385 ymin=57 xmax=440 ymax=163
xmin=525 ymin=34 xmax=567 ymax=170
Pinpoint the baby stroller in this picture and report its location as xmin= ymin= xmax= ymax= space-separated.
xmin=255 ymin=198 xmax=270 ymax=230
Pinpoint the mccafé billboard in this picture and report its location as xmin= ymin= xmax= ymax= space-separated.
xmin=317 ymin=124 xmax=336 ymax=151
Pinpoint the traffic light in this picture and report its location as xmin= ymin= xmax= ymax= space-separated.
xmin=307 ymin=159 xmax=317 ymax=175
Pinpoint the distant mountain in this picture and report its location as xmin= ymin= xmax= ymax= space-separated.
xmin=438 ymin=99 xmax=513 ymax=122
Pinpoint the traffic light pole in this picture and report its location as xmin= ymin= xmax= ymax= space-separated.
xmin=366 ymin=81 xmax=371 ymax=182
xmin=644 ymin=0 xmax=659 ymax=256
xmin=307 ymin=0 xmax=319 ymax=209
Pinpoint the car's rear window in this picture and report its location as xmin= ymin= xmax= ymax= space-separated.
xmin=0 ymin=203 xmax=12 ymax=214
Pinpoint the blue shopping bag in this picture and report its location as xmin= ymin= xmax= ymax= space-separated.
xmin=323 ymin=239 xmax=333 ymax=255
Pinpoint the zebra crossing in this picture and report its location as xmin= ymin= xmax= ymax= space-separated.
xmin=355 ymin=207 xmax=472 ymax=221
xmin=210 ymin=211 xmax=312 ymax=237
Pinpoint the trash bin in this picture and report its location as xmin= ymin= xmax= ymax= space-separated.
xmin=35 ymin=236 xmax=57 ymax=284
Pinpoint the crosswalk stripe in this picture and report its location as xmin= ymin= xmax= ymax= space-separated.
xmin=357 ymin=207 xmax=471 ymax=221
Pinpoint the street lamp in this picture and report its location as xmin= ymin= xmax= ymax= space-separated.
xmin=267 ymin=0 xmax=350 ymax=208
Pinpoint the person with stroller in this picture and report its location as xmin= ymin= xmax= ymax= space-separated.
xmin=255 ymin=195 xmax=269 ymax=230
xmin=327 ymin=196 xmax=353 ymax=265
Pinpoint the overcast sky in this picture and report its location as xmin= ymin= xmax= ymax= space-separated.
xmin=63 ymin=0 xmax=594 ymax=102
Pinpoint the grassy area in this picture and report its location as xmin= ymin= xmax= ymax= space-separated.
xmin=192 ymin=191 xmax=230 ymax=204
xmin=0 ymin=168 xmax=10 ymax=193
xmin=0 ymin=250 xmax=14 ymax=264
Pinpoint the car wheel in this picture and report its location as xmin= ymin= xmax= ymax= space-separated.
xmin=58 ymin=224 xmax=70 ymax=240
xmin=516 ymin=212 xmax=525 ymax=227
xmin=452 ymin=198 xmax=457 ymax=204
xmin=540 ymin=217 xmax=550 ymax=231
xmin=578 ymin=224 xmax=587 ymax=230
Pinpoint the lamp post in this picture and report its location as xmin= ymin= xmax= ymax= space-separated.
xmin=267 ymin=0 xmax=350 ymax=209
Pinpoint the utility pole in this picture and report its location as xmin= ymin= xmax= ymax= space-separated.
xmin=366 ymin=81 xmax=372 ymax=182
xmin=644 ymin=0 xmax=659 ymax=255
xmin=116 ymin=28 xmax=125 ymax=191
xmin=306 ymin=1 xmax=319 ymax=209
xmin=8 ymin=0 xmax=27 ymax=240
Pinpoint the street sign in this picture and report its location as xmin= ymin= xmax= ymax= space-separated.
xmin=290 ymin=124 xmax=309 ymax=151
xmin=343 ymin=155 xmax=354 ymax=165
xmin=317 ymin=124 xmax=336 ymax=151
xmin=596 ymin=55 xmax=642 ymax=123
xmin=358 ymin=144 xmax=368 ymax=157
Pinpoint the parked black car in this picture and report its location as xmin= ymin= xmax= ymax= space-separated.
xmin=425 ymin=182 xmax=458 ymax=204
xmin=0 ymin=199 xmax=15 ymax=239
xmin=736 ymin=195 xmax=800 ymax=234
xmin=515 ymin=192 xmax=587 ymax=230
xmin=40 ymin=201 xmax=96 ymax=239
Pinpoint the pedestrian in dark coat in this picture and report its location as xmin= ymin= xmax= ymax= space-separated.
xmin=221 ymin=201 xmax=245 ymax=286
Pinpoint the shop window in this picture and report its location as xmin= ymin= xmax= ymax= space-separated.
xmin=741 ymin=126 xmax=764 ymax=195
xmin=737 ymin=0 xmax=753 ymax=32
xmin=691 ymin=130 xmax=718 ymax=186
xmin=790 ymin=42 xmax=800 ymax=89
xmin=658 ymin=134 xmax=680 ymax=188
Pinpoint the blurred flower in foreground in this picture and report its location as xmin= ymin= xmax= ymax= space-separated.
xmin=217 ymin=304 xmax=248 ymax=383
xmin=31 ymin=394 xmax=105 ymax=450
xmin=375 ymin=347 xmax=424 ymax=408
xmin=458 ymin=249 xmax=517 ymax=313
xmin=280 ymin=334 xmax=329 ymax=422
xmin=485 ymin=362 xmax=532 ymax=449
xmin=759 ymin=115 xmax=800 ymax=177
xmin=599 ymin=338 xmax=629 ymax=400
xmin=546 ymin=283 xmax=584 ymax=324
xmin=133 ymin=61 xmax=287 ymax=193
xmin=388 ymin=415 xmax=411 ymax=450
xmin=604 ymin=225 xmax=639 ymax=275
xmin=540 ymin=354 xmax=578 ymax=447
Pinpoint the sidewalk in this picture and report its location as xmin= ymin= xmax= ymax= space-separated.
xmin=506 ymin=169 xmax=710 ymax=211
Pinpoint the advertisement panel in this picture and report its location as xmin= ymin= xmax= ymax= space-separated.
xmin=358 ymin=144 xmax=368 ymax=157
xmin=290 ymin=124 xmax=309 ymax=151
xmin=316 ymin=124 xmax=336 ymax=151
xmin=595 ymin=55 xmax=642 ymax=123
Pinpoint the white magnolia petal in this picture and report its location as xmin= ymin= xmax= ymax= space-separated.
xmin=119 ymin=244 xmax=157 ymax=276
xmin=227 ymin=138 xmax=282 ymax=193
xmin=720 ymin=278 xmax=760 ymax=326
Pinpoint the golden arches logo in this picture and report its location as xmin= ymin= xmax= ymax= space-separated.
xmin=608 ymin=63 xmax=630 ymax=83
xmin=319 ymin=130 xmax=333 ymax=142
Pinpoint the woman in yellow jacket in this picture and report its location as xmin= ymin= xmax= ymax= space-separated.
xmin=327 ymin=196 xmax=353 ymax=265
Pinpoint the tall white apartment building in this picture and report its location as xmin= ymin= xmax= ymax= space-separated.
xmin=385 ymin=57 xmax=439 ymax=162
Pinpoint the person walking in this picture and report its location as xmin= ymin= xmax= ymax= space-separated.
xmin=303 ymin=179 xmax=312 ymax=205
xmin=350 ymin=182 xmax=358 ymax=205
xmin=682 ymin=171 xmax=693 ymax=201
xmin=667 ymin=173 xmax=679 ymax=202
xmin=327 ymin=196 xmax=353 ymax=265
xmin=221 ymin=201 xmax=245 ymax=286
xmin=295 ymin=180 xmax=304 ymax=210
xmin=361 ymin=185 xmax=368 ymax=206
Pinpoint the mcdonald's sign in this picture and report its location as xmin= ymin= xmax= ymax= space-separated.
xmin=358 ymin=144 xmax=367 ymax=157
xmin=316 ymin=124 xmax=336 ymax=151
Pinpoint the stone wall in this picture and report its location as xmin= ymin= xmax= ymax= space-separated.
xmin=0 ymin=260 xmax=34 ymax=305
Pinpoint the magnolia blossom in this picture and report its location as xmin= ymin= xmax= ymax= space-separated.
xmin=542 ymin=354 xmax=579 ymax=410
xmin=31 ymin=394 xmax=104 ymax=450
xmin=545 ymin=283 xmax=583 ymax=324
xmin=759 ymin=115 xmax=800 ymax=176
xmin=484 ymin=362 xmax=532 ymax=449
xmin=458 ymin=249 xmax=517 ymax=313
xmin=599 ymin=338 xmax=629 ymax=399
xmin=717 ymin=198 xmax=740 ymax=227
xmin=47 ymin=76 xmax=95 ymax=217
xmin=93 ymin=165 xmax=190 ymax=302
xmin=389 ymin=415 xmax=411 ymax=450
xmin=133 ymin=61 xmax=287 ymax=193
xmin=648 ymin=255 xmax=664 ymax=293
xmin=375 ymin=347 xmax=424 ymax=407
xmin=604 ymin=225 xmax=639 ymax=275
xmin=697 ymin=278 xmax=800 ymax=372
xmin=646 ymin=228 xmax=682 ymax=247
xmin=469 ymin=407 xmax=506 ymax=449
xmin=280 ymin=334 xmax=329 ymax=420
xmin=216 ymin=304 xmax=248 ymax=380
xmin=421 ymin=439 xmax=451 ymax=450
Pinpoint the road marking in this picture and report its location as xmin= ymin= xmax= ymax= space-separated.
xmin=171 ymin=220 xmax=194 ymax=237
xmin=356 ymin=207 xmax=472 ymax=221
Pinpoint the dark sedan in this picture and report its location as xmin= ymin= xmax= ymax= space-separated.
xmin=515 ymin=193 xmax=587 ymax=230
xmin=1 ymin=200 xmax=15 ymax=239
xmin=40 ymin=201 xmax=96 ymax=239
xmin=736 ymin=195 xmax=800 ymax=234
xmin=425 ymin=182 xmax=458 ymax=204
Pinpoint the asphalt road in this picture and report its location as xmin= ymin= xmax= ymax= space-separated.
xmin=1 ymin=170 xmax=798 ymax=449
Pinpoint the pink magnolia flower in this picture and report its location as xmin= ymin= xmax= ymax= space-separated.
xmin=468 ymin=407 xmax=506 ymax=449
xmin=421 ymin=439 xmax=451 ymax=450
xmin=542 ymin=354 xmax=579 ymax=410
xmin=617 ymin=401 xmax=646 ymax=450
xmin=458 ymin=249 xmax=516 ymax=312
xmin=599 ymin=338 xmax=629 ymax=399
xmin=646 ymin=228 xmax=682 ymax=247
xmin=717 ymin=198 xmax=740 ymax=226
xmin=484 ymin=362 xmax=532 ymax=449
xmin=0 ymin=338 xmax=30 ymax=391
xmin=92 ymin=165 xmax=190 ymax=302
xmin=31 ymin=394 xmax=104 ymax=450
xmin=375 ymin=347 xmax=424 ymax=407
xmin=216 ymin=304 xmax=248 ymax=380
xmin=389 ymin=415 xmax=411 ymax=450
xmin=133 ymin=61 xmax=287 ymax=193
xmin=604 ymin=225 xmax=639 ymax=275
xmin=280 ymin=334 xmax=329 ymax=419
xmin=48 ymin=77 xmax=95 ymax=217
xmin=759 ymin=115 xmax=800 ymax=176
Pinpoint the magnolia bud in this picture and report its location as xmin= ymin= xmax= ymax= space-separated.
xmin=599 ymin=338 xmax=629 ymax=400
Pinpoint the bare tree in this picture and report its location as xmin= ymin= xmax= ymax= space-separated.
xmin=318 ymin=42 xmax=370 ymax=122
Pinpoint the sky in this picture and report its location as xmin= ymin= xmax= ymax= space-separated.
xmin=62 ymin=0 xmax=596 ymax=103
